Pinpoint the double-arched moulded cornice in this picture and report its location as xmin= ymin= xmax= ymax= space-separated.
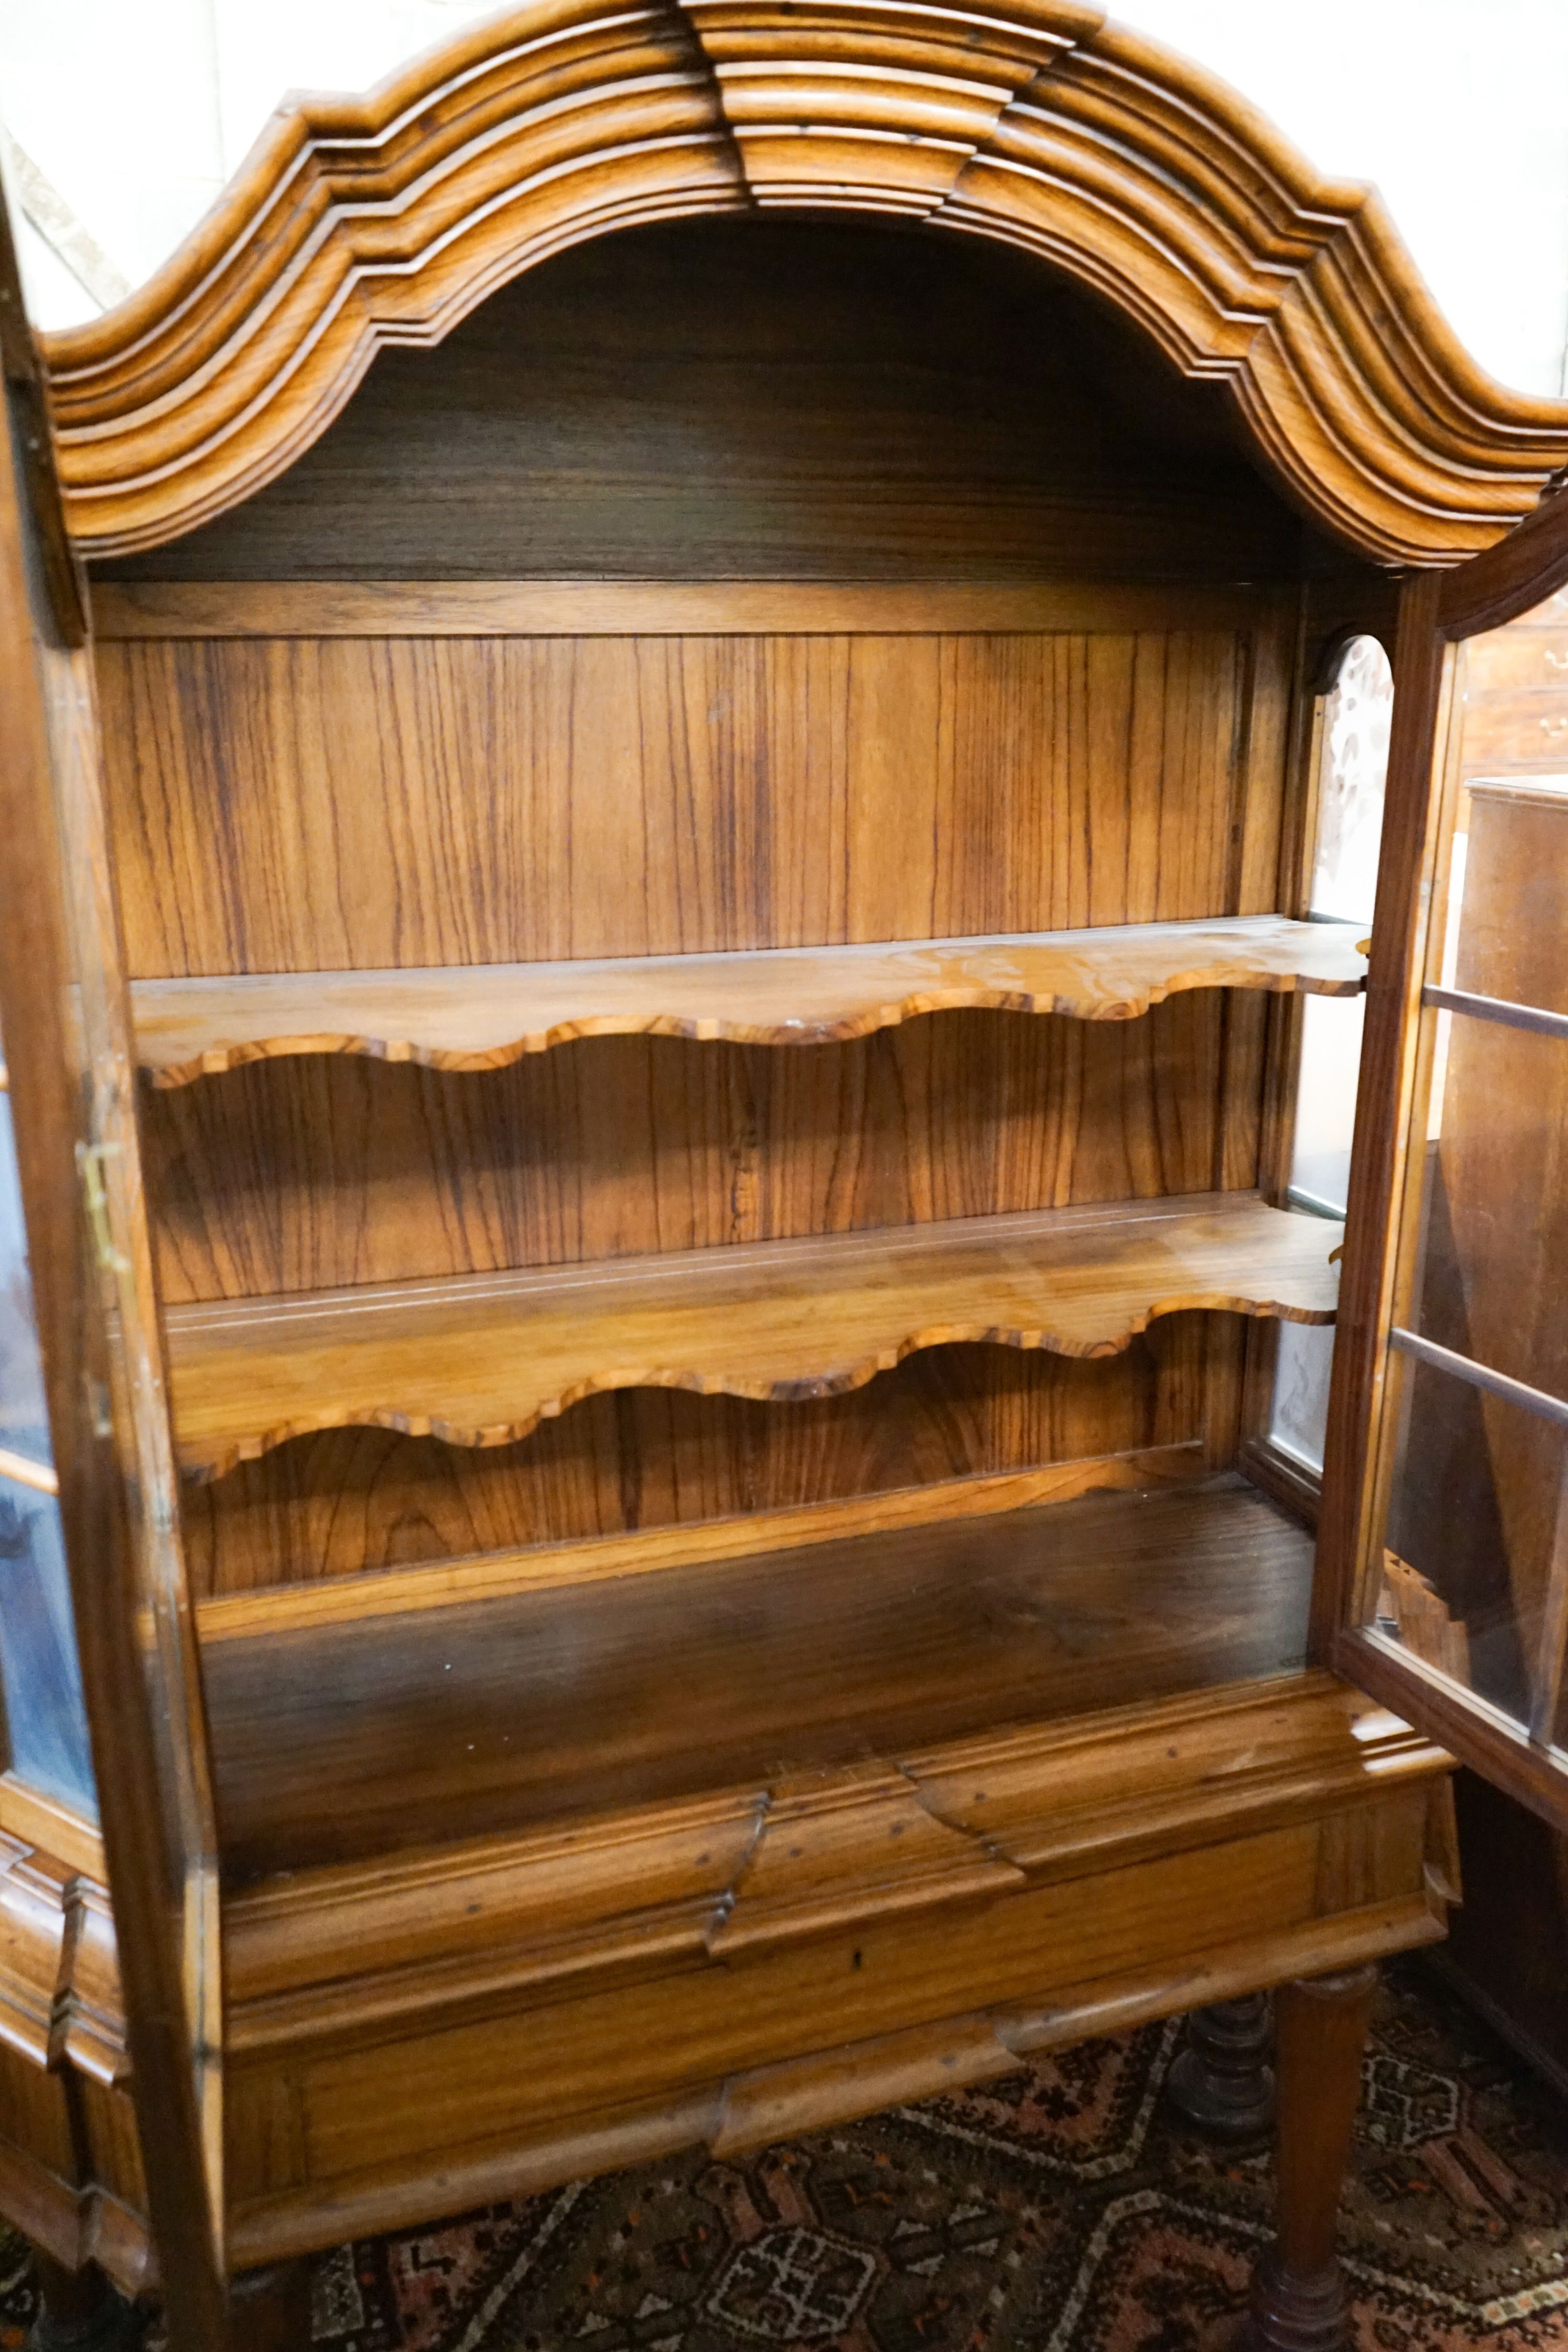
xmin=42 ymin=0 xmax=1568 ymax=564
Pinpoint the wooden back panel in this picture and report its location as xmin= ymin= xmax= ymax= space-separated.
xmin=92 ymin=216 xmax=1316 ymax=1604
xmin=96 ymin=220 xmax=1307 ymax=587
xmin=98 ymin=615 xmax=1286 ymax=979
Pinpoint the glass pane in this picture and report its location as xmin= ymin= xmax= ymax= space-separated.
xmin=0 ymin=1470 xmax=94 ymax=1811
xmin=1289 ymin=993 xmax=1365 ymax=1218
xmin=0 ymin=1070 xmax=95 ymax=1813
xmin=1408 ymin=1015 xmax=1568 ymax=1404
xmin=1309 ymin=633 xmax=1392 ymax=924
xmin=1364 ymin=582 xmax=1568 ymax=1767
xmin=0 ymin=1083 xmax=51 ymax=1466
xmin=1376 ymin=1355 xmax=1565 ymax=1741
xmin=1438 ymin=779 xmax=1568 ymax=1016
xmin=1269 ymin=635 xmax=1391 ymax=1467
xmin=1269 ymin=1321 xmax=1335 ymax=1476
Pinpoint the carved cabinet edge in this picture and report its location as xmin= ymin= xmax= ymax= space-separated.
xmin=40 ymin=0 xmax=1568 ymax=563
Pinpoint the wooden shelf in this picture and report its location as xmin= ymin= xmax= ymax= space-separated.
xmin=203 ymin=1473 xmax=1314 ymax=1879
xmin=133 ymin=916 xmax=1368 ymax=1088
xmin=164 ymin=1192 xmax=1341 ymax=1481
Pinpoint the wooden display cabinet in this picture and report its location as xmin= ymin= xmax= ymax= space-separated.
xmin=2 ymin=7 xmax=1567 ymax=2345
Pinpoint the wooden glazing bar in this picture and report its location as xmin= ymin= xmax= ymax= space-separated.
xmin=133 ymin=918 xmax=1370 ymax=1087
xmin=163 ymin=1193 xmax=1343 ymax=1481
xmin=1527 ymin=1459 xmax=1568 ymax=1747
xmin=1342 ymin=1623 xmax=1565 ymax=1829
xmin=1422 ymin=984 xmax=1568 ymax=1042
xmin=1387 ymin=1326 xmax=1568 ymax=1431
xmin=0 ymin=1774 xmax=105 ymax=1882
xmin=90 ymin=579 xmax=1275 ymax=640
xmin=0 ymin=1446 xmax=58 ymax=1495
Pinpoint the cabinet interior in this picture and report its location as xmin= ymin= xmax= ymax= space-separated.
xmin=90 ymin=214 xmax=1385 ymax=1896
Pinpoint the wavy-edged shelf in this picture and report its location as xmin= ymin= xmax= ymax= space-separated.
xmin=134 ymin=916 xmax=1368 ymax=1088
xmin=164 ymin=1191 xmax=1340 ymax=1481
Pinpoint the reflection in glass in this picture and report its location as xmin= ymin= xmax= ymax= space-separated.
xmin=1370 ymin=582 xmax=1568 ymax=1755
xmin=1410 ymin=1015 xmax=1568 ymax=1405
xmin=0 ymin=1075 xmax=96 ymax=1815
xmin=1290 ymin=995 xmax=1365 ymax=1219
xmin=0 ymin=1471 xmax=95 ymax=1811
xmin=1380 ymin=1355 xmax=1564 ymax=1740
xmin=1436 ymin=779 xmax=1568 ymax=1016
xmin=1309 ymin=633 xmax=1392 ymax=924
xmin=1268 ymin=634 xmax=1392 ymax=1472
xmin=1269 ymin=1321 xmax=1335 ymax=1475
xmin=0 ymin=1088 xmax=51 ymax=1466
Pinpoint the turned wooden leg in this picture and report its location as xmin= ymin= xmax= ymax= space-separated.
xmin=1167 ymin=1994 xmax=1275 ymax=2138
xmin=27 ymin=2252 xmax=142 ymax=2350
xmin=227 ymin=2259 xmax=313 ymax=2352
xmin=1242 ymin=1964 xmax=1377 ymax=2352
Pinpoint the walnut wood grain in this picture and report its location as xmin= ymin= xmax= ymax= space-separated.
xmin=1316 ymin=575 xmax=1449 ymax=1659
xmin=0 ymin=1777 xmax=105 ymax=1885
xmin=201 ymin=1473 xmax=1317 ymax=1876
xmin=0 ymin=181 xmax=227 ymax=2341
xmin=214 ymin=1672 xmax=1453 ymax=2268
xmin=133 ymin=918 xmax=1367 ymax=1088
xmin=92 ymin=581 xmax=1279 ymax=637
xmin=91 ymin=226 xmax=1309 ymax=593
xmin=42 ymin=8 xmax=1568 ymax=560
xmin=0 ymin=0 xmax=1501 ymax=2296
xmin=1241 ymin=1964 xmax=1379 ymax=2352
xmin=219 ymin=1670 xmax=1435 ymax=2034
xmin=143 ymin=997 xmax=1265 ymax=1307
xmin=195 ymin=1440 xmax=1209 ymax=1638
xmin=98 ymin=621 xmax=1260 ymax=980
xmin=1440 ymin=489 xmax=1568 ymax=640
xmin=180 ymin=1324 xmax=1219 ymax=1597
xmin=164 ymin=1193 xmax=1339 ymax=1481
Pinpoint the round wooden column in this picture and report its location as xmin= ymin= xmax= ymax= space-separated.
xmin=1242 ymin=1964 xmax=1378 ymax=2352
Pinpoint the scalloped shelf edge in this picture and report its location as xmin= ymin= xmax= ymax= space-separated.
xmin=175 ymin=1290 xmax=1337 ymax=1482
xmin=137 ymin=933 xmax=1370 ymax=1090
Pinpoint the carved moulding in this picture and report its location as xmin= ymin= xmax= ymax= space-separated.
xmin=41 ymin=0 xmax=1568 ymax=564
xmin=0 ymin=1825 xmax=152 ymax=2295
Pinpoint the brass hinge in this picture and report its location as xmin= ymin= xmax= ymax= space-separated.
xmin=75 ymin=1140 xmax=130 ymax=1274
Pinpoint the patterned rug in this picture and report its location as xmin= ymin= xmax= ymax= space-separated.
xmin=3 ymin=1958 xmax=1565 ymax=2351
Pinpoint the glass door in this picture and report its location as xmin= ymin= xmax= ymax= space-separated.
xmin=1331 ymin=533 xmax=1568 ymax=1832
xmin=0 ymin=164 xmax=228 ymax=2341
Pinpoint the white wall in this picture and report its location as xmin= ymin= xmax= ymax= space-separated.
xmin=3 ymin=0 xmax=1567 ymax=396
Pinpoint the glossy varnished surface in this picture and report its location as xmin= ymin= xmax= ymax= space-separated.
xmin=164 ymin=1194 xmax=1339 ymax=1480
xmin=98 ymin=614 xmax=1279 ymax=979
xmin=96 ymin=229 xmax=1301 ymax=587
xmin=144 ymin=996 xmax=1269 ymax=1306
xmin=49 ymin=36 xmax=1568 ymax=562
xmin=203 ymin=1473 xmax=1315 ymax=1878
xmin=179 ymin=1326 xmax=1222 ymax=1597
xmin=195 ymin=1442 xmax=1210 ymax=1637
xmin=134 ymin=918 xmax=1367 ymax=1086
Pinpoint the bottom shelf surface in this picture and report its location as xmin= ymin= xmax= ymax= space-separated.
xmin=205 ymin=1472 xmax=1314 ymax=1882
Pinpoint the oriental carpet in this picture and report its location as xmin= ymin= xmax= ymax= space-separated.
xmin=3 ymin=1958 xmax=1564 ymax=2351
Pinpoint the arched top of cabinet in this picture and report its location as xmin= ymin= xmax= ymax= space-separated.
xmin=40 ymin=0 xmax=1568 ymax=567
